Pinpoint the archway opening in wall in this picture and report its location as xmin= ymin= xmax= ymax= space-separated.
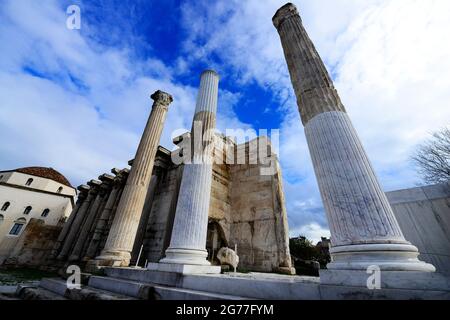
xmin=206 ymin=219 xmax=227 ymax=265
xmin=1 ymin=202 xmax=10 ymax=211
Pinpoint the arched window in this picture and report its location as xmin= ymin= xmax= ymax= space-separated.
xmin=57 ymin=187 xmax=63 ymax=194
xmin=25 ymin=178 xmax=33 ymax=186
xmin=9 ymin=218 xmax=26 ymax=236
xmin=23 ymin=206 xmax=32 ymax=215
xmin=1 ymin=202 xmax=10 ymax=211
xmin=41 ymin=209 xmax=50 ymax=218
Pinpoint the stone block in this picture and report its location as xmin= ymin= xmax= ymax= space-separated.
xmin=320 ymin=270 xmax=450 ymax=291
xmin=147 ymin=262 xmax=221 ymax=275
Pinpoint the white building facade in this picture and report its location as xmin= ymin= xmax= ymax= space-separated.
xmin=0 ymin=167 xmax=76 ymax=264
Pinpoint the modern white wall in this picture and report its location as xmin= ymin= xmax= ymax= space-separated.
xmin=387 ymin=183 xmax=450 ymax=275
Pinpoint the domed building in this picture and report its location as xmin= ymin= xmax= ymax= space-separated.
xmin=0 ymin=167 xmax=76 ymax=264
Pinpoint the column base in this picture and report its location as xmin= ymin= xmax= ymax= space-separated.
xmin=327 ymin=243 xmax=436 ymax=272
xmin=160 ymin=248 xmax=211 ymax=266
xmin=320 ymin=269 xmax=450 ymax=292
xmin=147 ymin=262 xmax=221 ymax=275
xmin=150 ymin=248 xmax=221 ymax=274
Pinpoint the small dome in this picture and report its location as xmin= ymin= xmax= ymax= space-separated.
xmin=15 ymin=167 xmax=73 ymax=188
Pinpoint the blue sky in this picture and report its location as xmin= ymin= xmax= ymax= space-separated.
xmin=1 ymin=0 xmax=450 ymax=242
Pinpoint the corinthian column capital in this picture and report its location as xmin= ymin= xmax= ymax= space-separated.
xmin=151 ymin=90 xmax=173 ymax=108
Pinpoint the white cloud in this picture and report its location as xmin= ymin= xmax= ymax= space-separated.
xmin=0 ymin=0 xmax=247 ymax=188
xmin=334 ymin=0 xmax=450 ymax=190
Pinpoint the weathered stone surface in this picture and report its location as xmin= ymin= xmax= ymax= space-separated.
xmin=57 ymin=180 xmax=101 ymax=260
xmin=228 ymin=142 xmax=294 ymax=273
xmin=143 ymin=164 xmax=183 ymax=263
xmin=273 ymin=3 xmax=346 ymax=125
xmin=50 ymin=185 xmax=89 ymax=259
xmin=3 ymin=219 xmax=61 ymax=267
xmin=217 ymin=247 xmax=239 ymax=269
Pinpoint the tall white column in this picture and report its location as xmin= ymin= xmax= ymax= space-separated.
xmin=151 ymin=70 xmax=221 ymax=273
xmin=273 ymin=3 xmax=435 ymax=272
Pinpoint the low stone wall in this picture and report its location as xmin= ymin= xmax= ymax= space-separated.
xmin=2 ymin=218 xmax=62 ymax=268
xmin=387 ymin=183 xmax=450 ymax=275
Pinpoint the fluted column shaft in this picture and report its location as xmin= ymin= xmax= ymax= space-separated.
xmin=161 ymin=70 xmax=219 ymax=266
xmin=273 ymin=3 xmax=434 ymax=271
xmin=50 ymin=186 xmax=89 ymax=259
xmin=84 ymin=171 xmax=126 ymax=260
xmin=57 ymin=180 xmax=101 ymax=260
xmin=69 ymin=177 xmax=113 ymax=261
xmin=95 ymin=91 xmax=173 ymax=267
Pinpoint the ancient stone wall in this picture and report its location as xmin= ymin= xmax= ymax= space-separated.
xmin=228 ymin=159 xmax=293 ymax=273
xmin=4 ymin=218 xmax=62 ymax=267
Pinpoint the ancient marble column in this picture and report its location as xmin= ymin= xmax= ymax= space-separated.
xmin=50 ymin=185 xmax=89 ymax=259
xmin=157 ymin=70 xmax=220 ymax=271
xmin=273 ymin=3 xmax=434 ymax=272
xmin=84 ymin=169 xmax=127 ymax=261
xmin=98 ymin=169 xmax=129 ymax=251
xmin=94 ymin=91 xmax=173 ymax=267
xmin=57 ymin=180 xmax=102 ymax=260
xmin=68 ymin=174 xmax=114 ymax=261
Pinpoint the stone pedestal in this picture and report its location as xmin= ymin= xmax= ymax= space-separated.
xmin=273 ymin=3 xmax=435 ymax=273
xmin=147 ymin=262 xmax=221 ymax=275
xmin=158 ymin=70 xmax=220 ymax=269
xmin=320 ymin=269 xmax=450 ymax=290
xmin=92 ymin=91 xmax=173 ymax=267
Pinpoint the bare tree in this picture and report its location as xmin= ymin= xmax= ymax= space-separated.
xmin=412 ymin=127 xmax=450 ymax=184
